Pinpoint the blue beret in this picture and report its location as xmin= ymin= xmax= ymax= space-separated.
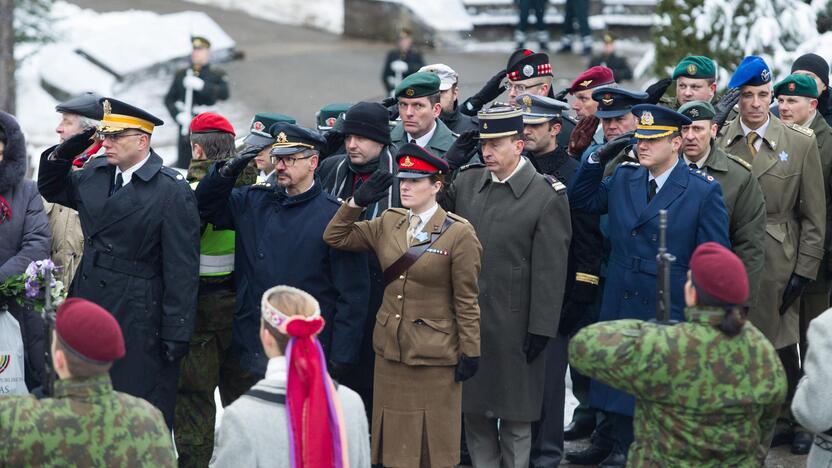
xmin=728 ymin=56 xmax=772 ymax=88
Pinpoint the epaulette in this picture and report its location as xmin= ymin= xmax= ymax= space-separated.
xmin=785 ymin=122 xmax=815 ymax=138
xmin=459 ymin=162 xmax=485 ymax=172
xmin=543 ymin=174 xmax=567 ymax=194
xmin=249 ymin=181 xmax=274 ymax=190
xmin=726 ymin=153 xmax=752 ymax=171
xmin=689 ymin=167 xmax=715 ymax=183
xmin=160 ymin=166 xmax=187 ymax=183
xmin=620 ymin=161 xmax=640 ymax=169
xmin=446 ymin=212 xmax=470 ymax=223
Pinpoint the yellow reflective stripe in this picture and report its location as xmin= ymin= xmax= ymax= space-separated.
xmin=575 ymin=273 xmax=600 ymax=285
xmin=99 ymin=114 xmax=155 ymax=133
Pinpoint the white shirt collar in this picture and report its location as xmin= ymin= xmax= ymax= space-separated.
xmin=491 ymin=156 xmax=526 ymax=183
xmin=740 ymin=116 xmax=770 ymax=151
xmin=408 ymin=202 xmax=439 ymax=234
xmin=683 ymin=152 xmax=709 ymax=169
xmin=407 ymin=120 xmax=438 ymax=148
xmin=265 ymin=356 xmax=287 ymax=386
xmin=115 ymin=151 xmax=151 ymax=186
xmin=648 ymin=164 xmax=675 ymax=192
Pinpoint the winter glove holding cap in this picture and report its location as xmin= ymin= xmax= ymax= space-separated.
xmin=352 ymin=171 xmax=394 ymax=207
xmin=454 ymin=355 xmax=480 ymax=382
xmin=714 ymin=88 xmax=741 ymax=133
xmin=162 ymin=340 xmax=189 ymax=363
xmin=461 ymin=69 xmax=507 ymax=116
xmin=445 ymin=130 xmax=479 ymax=171
xmin=219 ymin=145 xmax=264 ymax=178
xmin=523 ymin=333 xmax=549 ymax=363
xmin=53 ymin=127 xmax=96 ymax=162
xmin=780 ymin=273 xmax=811 ymax=315
xmin=568 ymin=115 xmax=600 ymax=157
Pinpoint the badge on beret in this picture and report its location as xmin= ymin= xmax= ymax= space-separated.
xmin=687 ymin=64 xmax=697 ymax=75
xmin=641 ymin=111 xmax=654 ymax=126
xmin=788 ymin=82 xmax=796 ymax=92
xmin=102 ymin=99 xmax=112 ymax=116
xmin=276 ymin=132 xmax=289 ymax=144
xmin=326 ymin=117 xmax=337 ymax=127
xmin=406 ymin=88 xmax=415 ymax=97
xmin=690 ymin=108 xmax=699 ymax=117
xmin=761 ymin=69 xmax=771 ymax=81
xmin=401 ymin=156 xmax=415 ymax=167
xmin=523 ymin=65 xmax=534 ymax=78
xmin=253 ymin=121 xmax=265 ymax=132
xmin=580 ymin=80 xmax=592 ymax=87
xmin=602 ymin=94 xmax=614 ymax=106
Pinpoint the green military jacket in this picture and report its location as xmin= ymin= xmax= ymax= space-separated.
xmin=569 ymin=309 xmax=787 ymax=467
xmin=390 ymin=118 xmax=457 ymax=159
xmin=0 ymin=374 xmax=176 ymax=467
xmin=718 ymin=115 xmax=825 ymax=348
xmin=808 ymin=112 xmax=832 ymax=278
xmin=697 ymin=146 xmax=766 ymax=308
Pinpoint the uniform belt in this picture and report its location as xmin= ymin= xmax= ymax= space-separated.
xmin=92 ymin=250 xmax=158 ymax=279
xmin=199 ymin=253 xmax=235 ymax=275
xmin=766 ymin=213 xmax=795 ymax=225
xmin=609 ymin=254 xmax=688 ymax=276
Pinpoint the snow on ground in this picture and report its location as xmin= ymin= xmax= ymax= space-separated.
xmin=183 ymin=0 xmax=345 ymax=34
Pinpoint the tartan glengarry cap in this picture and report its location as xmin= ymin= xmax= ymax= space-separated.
xmin=506 ymin=48 xmax=552 ymax=82
xmin=477 ymin=106 xmax=524 ymax=139
xmin=56 ymin=298 xmax=125 ymax=363
xmin=395 ymin=72 xmax=441 ymax=99
xmin=395 ymin=143 xmax=449 ymax=179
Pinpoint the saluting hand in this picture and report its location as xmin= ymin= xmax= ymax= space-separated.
xmin=219 ymin=144 xmax=264 ymax=178
xmin=445 ymin=130 xmax=479 ymax=171
xmin=645 ymin=78 xmax=672 ymax=104
xmin=568 ymin=115 xmax=600 ymax=158
xmin=53 ymin=127 xmax=96 ymax=162
xmin=594 ymin=131 xmax=635 ymax=166
xmin=553 ymin=88 xmax=570 ymax=102
xmin=461 ymin=69 xmax=507 ymax=116
xmin=714 ymin=88 xmax=741 ymax=132
xmin=352 ymin=171 xmax=394 ymax=207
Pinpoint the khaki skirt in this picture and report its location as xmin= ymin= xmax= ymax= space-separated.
xmin=371 ymin=357 xmax=460 ymax=468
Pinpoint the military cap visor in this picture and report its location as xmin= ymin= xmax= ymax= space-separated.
xmin=632 ymin=104 xmax=691 ymax=139
xmin=97 ymin=98 xmax=163 ymax=135
xmin=395 ymin=143 xmax=449 ymax=179
xmin=592 ymin=87 xmax=649 ymax=118
xmin=245 ymin=113 xmax=296 ymax=146
xmin=515 ymin=94 xmax=569 ymax=124
xmin=269 ymin=122 xmax=325 ymax=155
xmin=56 ymin=92 xmax=104 ymax=121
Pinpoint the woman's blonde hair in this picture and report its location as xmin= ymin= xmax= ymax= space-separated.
xmin=261 ymin=285 xmax=320 ymax=351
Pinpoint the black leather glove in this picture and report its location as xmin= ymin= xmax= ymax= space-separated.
xmin=523 ymin=333 xmax=549 ymax=363
xmin=645 ymin=78 xmax=672 ymax=104
xmin=594 ymin=131 xmax=635 ymax=166
xmin=461 ymin=69 xmax=507 ymax=116
xmin=321 ymin=130 xmax=345 ymax=159
xmin=162 ymin=340 xmax=189 ymax=363
xmin=381 ymin=96 xmax=397 ymax=108
xmin=454 ymin=354 xmax=480 ymax=382
xmin=445 ymin=130 xmax=479 ymax=171
xmin=53 ymin=127 xmax=96 ymax=161
xmin=714 ymin=87 xmax=741 ymax=132
xmin=780 ymin=273 xmax=811 ymax=315
xmin=219 ymin=145 xmax=263 ymax=178
xmin=328 ymin=361 xmax=355 ymax=381
xmin=352 ymin=171 xmax=394 ymax=207
xmin=568 ymin=115 xmax=600 ymax=158
xmin=553 ymin=88 xmax=569 ymax=101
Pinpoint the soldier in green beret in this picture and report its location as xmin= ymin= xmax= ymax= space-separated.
xmin=678 ymin=100 xmax=766 ymax=310
xmin=774 ymin=73 xmax=832 ymax=453
xmin=390 ymin=71 xmax=457 ymax=159
xmin=672 ymin=56 xmax=718 ymax=107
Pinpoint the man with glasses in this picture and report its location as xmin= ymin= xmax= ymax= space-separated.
xmin=390 ymin=72 xmax=457 ymax=158
xmin=195 ymin=122 xmax=370 ymax=384
xmin=38 ymin=97 xmax=201 ymax=430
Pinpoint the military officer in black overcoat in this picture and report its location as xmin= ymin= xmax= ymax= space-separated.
xmin=38 ymin=98 xmax=200 ymax=428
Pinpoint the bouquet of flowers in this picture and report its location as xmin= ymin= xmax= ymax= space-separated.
xmin=0 ymin=259 xmax=66 ymax=313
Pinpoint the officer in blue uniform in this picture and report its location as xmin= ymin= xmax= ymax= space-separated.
xmin=567 ymin=104 xmax=730 ymax=466
xmin=195 ymin=122 xmax=370 ymax=379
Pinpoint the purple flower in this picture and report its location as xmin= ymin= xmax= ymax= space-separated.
xmin=24 ymin=279 xmax=40 ymax=298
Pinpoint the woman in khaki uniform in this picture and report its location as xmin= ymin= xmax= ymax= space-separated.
xmin=324 ymin=143 xmax=482 ymax=468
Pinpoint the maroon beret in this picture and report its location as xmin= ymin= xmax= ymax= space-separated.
xmin=690 ymin=242 xmax=748 ymax=305
xmin=506 ymin=49 xmax=552 ymax=81
xmin=190 ymin=112 xmax=235 ymax=136
xmin=56 ymin=298 xmax=125 ymax=363
xmin=570 ymin=66 xmax=615 ymax=94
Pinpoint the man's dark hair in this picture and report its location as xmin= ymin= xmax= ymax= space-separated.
xmin=428 ymin=93 xmax=441 ymax=106
xmin=190 ymin=132 xmax=236 ymax=160
xmin=55 ymin=338 xmax=112 ymax=378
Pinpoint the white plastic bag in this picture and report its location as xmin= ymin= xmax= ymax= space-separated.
xmin=0 ymin=309 xmax=28 ymax=396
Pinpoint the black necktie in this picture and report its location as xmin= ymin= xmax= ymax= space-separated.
xmin=689 ymin=162 xmax=698 ymax=169
xmin=410 ymin=138 xmax=417 ymax=144
xmin=111 ymin=173 xmax=123 ymax=196
xmin=648 ymin=179 xmax=658 ymax=202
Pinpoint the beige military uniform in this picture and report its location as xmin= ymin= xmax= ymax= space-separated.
xmin=718 ymin=114 xmax=826 ymax=348
xmin=43 ymin=199 xmax=84 ymax=286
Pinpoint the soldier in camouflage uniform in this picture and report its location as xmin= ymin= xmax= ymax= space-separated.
xmin=0 ymin=298 xmax=175 ymax=467
xmin=569 ymin=242 xmax=787 ymax=466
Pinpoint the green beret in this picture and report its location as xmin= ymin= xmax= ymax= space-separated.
xmin=672 ymin=56 xmax=716 ymax=80
xmin=395 ymin=72 xmax=440 ymax=99
xmin=678 ymin=100 xmax=716 ymax=121
xmin=773 ymin=74 xmax=819 ymax=98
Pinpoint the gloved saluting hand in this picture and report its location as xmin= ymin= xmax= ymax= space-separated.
xmin=53 ymin=127 xmax=96 ymax=162
xmin=553 ymin=88 xmax=570 ymax=101
xmin=568 ymin=115 xmax=600 ymax=158
xmin=461 ymin=69 xmax=507 ymax=116
xmin=592 ymin=131 xmax=635 ymax=166
xmin=645 ymin=78 xmax=672 ymax=104
xmin=219 ymin=144 xmax=265 ymax=178
xmin=713 ymin=88 xmax=741 ymax=133
xmin=352 ymin=171 xmax=394 ymax=207
xmin=445 ymin=130 xmax=479 ymax=171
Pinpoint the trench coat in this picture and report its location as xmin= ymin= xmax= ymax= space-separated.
xmin=442 ymin=158 xmax=572 ymax=422
xmin=38 ymin=150 xmax=200 ymax=427
xmin=390 ymin=119 xmax=457 ymax=159
xmin=719 ymin=115 xmax=826 ymax=348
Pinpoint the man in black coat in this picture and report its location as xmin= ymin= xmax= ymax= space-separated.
xmin=515 ymin=94 xmax=603 ymax=467
xmin=381 ymin=28 xmax=425 ymax=96
xmin=38 ymin=98 xmax=200 ymax=428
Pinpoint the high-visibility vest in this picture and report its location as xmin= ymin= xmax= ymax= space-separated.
xmin=191 ymin=181 xmax=235 ymax=277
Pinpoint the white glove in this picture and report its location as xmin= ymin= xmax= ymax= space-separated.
xmin=183 ymin=75 xmax=205 ymax=91
xmin=175 ymin=112 xmax=191 ymax=127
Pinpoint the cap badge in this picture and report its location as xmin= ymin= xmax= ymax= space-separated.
xmin=406 ymin=88 xmax=415 ymax=97
xmin=102 ymin=99 xmax=112 ymax=116
xmin=522 ymin=95 xmax=533 ymax=107
xmin=252 ymin=121 xmax=265 ymax=132
xmin=788 ymin=82 xmax=796 ymax=92
xmin=326 ymin=117 xmax=337 ymax=127
xmin=401 ymin=156 xmax=415 ymax=167
xmin=580 ymin=80 xmax=592 ymax=87
xmin=687 ymin=64 xmax=697 ymax=75
xmin=690 ymin=108 xmax=699 ymax=117
xmin=761 ymin=69 xmax=771 ymax=81
xmin=483 ymin=122 xmax=488 ymax=130
xmin=276 ymin=132 xmax=289 ymax=144
xmin=522 ymin=64 xmax=534 ymax=77
xmin=601 ymin=94 xmax=614 ymax=106
xmin=641 ymin=111 xmax=654 ymax=126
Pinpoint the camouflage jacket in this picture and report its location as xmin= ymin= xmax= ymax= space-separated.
xmin=569 ymin=307 xmax=786 ymax=467
xmin=0 ymin=374 xmax=176 ymax=467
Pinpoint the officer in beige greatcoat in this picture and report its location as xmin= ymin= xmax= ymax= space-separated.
xmin=324 ymin=143 xmax=482 ymax=468
xmin=717 ymin=56 xmax=825 ymax=356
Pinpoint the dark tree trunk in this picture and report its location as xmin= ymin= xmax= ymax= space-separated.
xmin=0 ymin=0 xmax=16 ymax=114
